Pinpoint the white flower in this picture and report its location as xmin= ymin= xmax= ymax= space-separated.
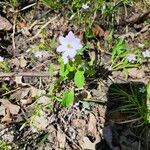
xmin=82 ymin=3 xmax=89 ymax=9
xmin=138 ymin=43 xmax=144 ymax=48
xmin=34 ymin=51 xmax=42 ymax=58
xmin=56 ymin=31 xmax=83 ymax=64
xmin=127 ymin=54 xmax=136 ymax=63
xmin=139 ymin=87 xmax=145 ymax=93
xmin=0 ymin=56 xmax=4 ymax=62
xmin=142 ymin=49 xmax=150 ymax=58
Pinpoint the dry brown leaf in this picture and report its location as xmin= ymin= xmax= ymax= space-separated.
xmin=81 ymin=136 xmax=100 ymax=150
xmin=20 ymin=56 xmax=27 ymax=68
xmin=20 ymin=97 xmax=33 ymax=105
xmin=79 ymin=90 xmax=92 ymax=99
xmin=57 ymin=129 xmax=66 ymax=149
xmin=11 ymin=87 xmax=30 ymax=100
xmin=0 ymin=103 xmax=5 ymax=116
xmin=21 ymin=27 xmax=31 ymax=36
xmin=112 ymin=71 xmax=125 ymax=78
xmin=92 ymin=24 xmax=105 ymax=37
xmin=0 ymin=99 xmax=20 ymax=115
xmin=72 ymin=119 xmax=86 ymax=129
xmin=37 ymin=96 xmax=51 ymax=105
xmin=0 ymin=15 xmax=12 ymax=31
xmin=30 ymin=86 xmax=46 ymax=97
xmin=14 ymin=76 xmax=22 ymax=85
xmin=128 ymin=68 xmax=145 ymax=79
xmin=8 ymin=104 xmax=20 ymax=115
xmin=87 ymin=113 xmax=97 ymax=136
xmin=31 ymin=111 xmax=49 ymax=132
xmin=11 ymin=58 xmax=20 ymax=68
xmin=1 ymin=109 xmax=12 ymax=123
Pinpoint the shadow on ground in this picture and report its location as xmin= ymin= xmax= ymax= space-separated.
xmin=96 ymin=82 xmax=150 ymax=150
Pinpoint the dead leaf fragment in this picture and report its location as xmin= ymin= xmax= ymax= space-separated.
xmin=14 ymin=76 xmax=22 ymax=85
xmin=92 ymin=24 xmax=105 ymax=37
xmin=31 ymin=111 xmax=49 ymax=132
xmin=72 ymin=119 xmax=86 ymax=129
xmin=20 ymin=97 xmax=33 ymax=105
xmin=20 ymin=56 xmax=27 ymax=68
xmin=0 ymin=15 xmax=12 ymax=31
xmin=30 ymin=86 xmax=46 ymax=97
xmin=0 ymin=99 xmax=20 ymax=115
xmin=79 ymin=90 xmax=92 ymax=99
xmin=128 ymin=68 xmax=145 ymax=78
xmin=0 ymin=103 xmax=5 ymax=116
xmin=81 ymin=136 xmax=100 ymax=150
xmin=87 ymin=113 xmax=97 ymax=137
xmin=1 ymin=109 xmax=12 ymax=123
xmin=57 ymin=129 xmax=66 ymax=149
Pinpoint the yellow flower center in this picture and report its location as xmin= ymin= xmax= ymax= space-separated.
xmin=66 ymin=43 xmax=73 ymax=49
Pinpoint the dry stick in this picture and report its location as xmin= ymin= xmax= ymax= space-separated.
xmin=12 ymin=13 xmax=16 ymax=56
xmin=18 ymin=3 xmax=36 ymax=12
xmin=124 ymin=3 xmax=128 ymax=33
xmin=27 ymin=16 xmax=58 ymax=41
xmin=2 ymin=87 xmax=21 ymax=96
xmin=0 ymin=72 xmax=51 ymax=78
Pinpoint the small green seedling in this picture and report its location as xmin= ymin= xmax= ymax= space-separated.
xmin=0 ymin=140 xmax=10 ymax=150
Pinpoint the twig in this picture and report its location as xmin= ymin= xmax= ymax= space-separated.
xmin=124 ymin=3 xmax=128 ymax=33
xmin=18 ymin=3 xmax=36 ymax=12
xmin=0 ymin=72 xmax=51 ymax=78
xmin=2 ymin=87 xmax=21 ymax=96
xmin=27 ymin=16 xmax=58 ymax=41
xmin=12 ymin=13 xmax=17 ymax=55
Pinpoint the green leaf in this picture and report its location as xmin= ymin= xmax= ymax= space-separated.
xmin=40 ymin=0 xmax=60 ymax=9
xmin=66 ymin=62 xmax=74 ymax=72
xmin=59 ymin=62 xmax=69 ymax=77
xmin=74 ymin=69 xmax=85 ymax=88
xmin=62 ymin=90 xmax=74 ymax=107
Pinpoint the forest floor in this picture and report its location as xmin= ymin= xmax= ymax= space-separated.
xmin=0 ymin=0 xmax=150 ymax=150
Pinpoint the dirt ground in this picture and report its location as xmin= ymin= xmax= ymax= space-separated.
xmin=0 ymin=1 xmax=150 ymax=150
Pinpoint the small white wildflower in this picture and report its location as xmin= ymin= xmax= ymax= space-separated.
xmin=139 ymin=87 xmax=145 ymax=93
xmin=56 ymin=31 xmax=83 ymax=64
xmin=34 ymin=51 xmax=42 ymax=58
xmin=127 ymin=54 xmax=136 ymax=63
xmin=82 ymin=3 xmax=89 ymax=9
xmin=138 ymin=43 xmax=144 ymax=48
xmin=0 ymin=56 xmax=4 ymax=62
xmin=142 ymin=49 xmax=150 ymax=58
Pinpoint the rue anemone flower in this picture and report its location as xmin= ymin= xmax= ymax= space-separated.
xmin=34 ymin=51 xmax=42 ymax=59
xmin=82 ymin=3 xmax=89 ymax=9
xmin=127 ymin=54 xmax=136 ymax=63
xmin=57 ymin=31 xmax=83 ymax=64
xmin=142 ymin=49 xmax=150 ymax=58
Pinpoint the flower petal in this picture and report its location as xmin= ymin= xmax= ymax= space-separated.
xmin=66 ymin=31 xmax=76 ymax=40
xmin=68 ymin=50 xmax=77 ymax=59
xmin=62 ymin=53 xmax=69 ymax=64
xmin=59 ymin=36 xmax=68 ymax=45
xmin=56 ymin=45 xmax=66 ymax=52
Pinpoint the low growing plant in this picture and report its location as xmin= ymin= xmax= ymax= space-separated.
xmin=109 ymin=82 xmax=150 ymax=125
xmin=46 ymin=31 xmax=96 ymax=107
xmin=110 ymin=38 xmax=142 ymax=78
